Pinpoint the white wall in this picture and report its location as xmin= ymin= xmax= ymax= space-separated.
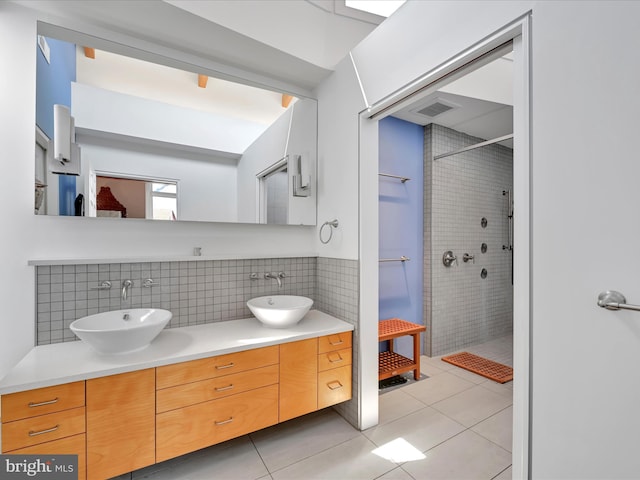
xmin=0 ymin=1 xmax=39 ymax=381
xmin=0 ymin=3 xmax=316 ymax=380
xmin=315 ymin=55 xmax=366 ymax=259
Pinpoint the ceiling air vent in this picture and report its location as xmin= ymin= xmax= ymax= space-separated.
xmin=416 ymin=101 xmax=455 ymax=118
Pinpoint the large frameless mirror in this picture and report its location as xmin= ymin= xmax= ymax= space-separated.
xmin=34 ymin=23 xmax=317 ymax=226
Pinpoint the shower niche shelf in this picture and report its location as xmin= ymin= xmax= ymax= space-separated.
xmin=378 ymin=318 xmax=426 ymax=382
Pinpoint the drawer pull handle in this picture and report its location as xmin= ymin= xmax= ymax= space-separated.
xmin=328 ymin=353 xmax=343 ymax=363
xmin=215 ymin=384 xmax=234 ymax=392
xmin=216 ymin=362 xmax=235 ymax=370
xmin=215 ymin=417 xmax=234 ymax=426
xmin=29 ymin=425 xmax=60 ymax=437
xmin=329 ymin=339 xmax=344 ymax=346
xmin=327 ymin=381 xmax=343 ymax=390
xmin=28 ymin=398 xmax=59 ymax=408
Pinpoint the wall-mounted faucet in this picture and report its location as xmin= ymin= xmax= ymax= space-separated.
xmin=122 ymin=280 xmax=133 ymax=301
xmin=264 ymin=272 xmax=286 ymax=288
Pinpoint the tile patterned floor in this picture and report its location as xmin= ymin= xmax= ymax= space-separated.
xmin=118 ymin=335 xmax=513 ymax=480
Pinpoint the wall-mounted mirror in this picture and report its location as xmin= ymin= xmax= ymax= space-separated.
xmin=34 ymin=23 xmax=317 ymax=226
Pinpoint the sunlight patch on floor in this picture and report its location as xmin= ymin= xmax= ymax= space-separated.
xmin=371 ymin=437 xmax=426 ymax=463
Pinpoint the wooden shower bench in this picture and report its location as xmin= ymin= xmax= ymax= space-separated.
xmin=378 ymin=318 xmax=426 ymax=381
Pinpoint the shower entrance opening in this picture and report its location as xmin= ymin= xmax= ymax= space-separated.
xmin=377 ymin=41 xmax=515 ymax=361
xmin=361 ymin=17 xmax=531 ymax=476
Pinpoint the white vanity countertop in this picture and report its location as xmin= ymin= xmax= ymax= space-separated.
xmin=0 ymin=310 xmax=353 ymax=395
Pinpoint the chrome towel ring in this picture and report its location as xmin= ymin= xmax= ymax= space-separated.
xmin=319 ymin=219 xmax=339 ymax=244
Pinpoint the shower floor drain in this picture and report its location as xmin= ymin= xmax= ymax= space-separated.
xmin=441 ymin=352 xmax=513 ymax=383
xmin=379 ymin=375 xmax=408 ymax=389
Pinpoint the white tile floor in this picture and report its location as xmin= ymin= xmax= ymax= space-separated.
xmin=122 ymin=336 xmax=513 ymax=480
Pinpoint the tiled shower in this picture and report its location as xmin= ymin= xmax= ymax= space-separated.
xmin=424 ymin=124 xmax=514 ymax=356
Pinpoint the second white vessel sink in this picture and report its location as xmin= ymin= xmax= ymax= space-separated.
xmin=70 ymin=308 xmax=172 ymax=354
xmin=247 ymin=295 xmax=313 ymax=328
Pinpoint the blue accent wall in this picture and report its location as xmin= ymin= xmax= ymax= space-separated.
xmin=36 ymin=36 xmax=77 ymax=215
xmin=36 ymin=37 xmax=76 ymax=138
xmin=379 ymin=116 xmax=424 ymax=357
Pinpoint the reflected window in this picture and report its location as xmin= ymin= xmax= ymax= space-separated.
xmin=150 ymin=182 xmax=177 ymax=220
xmin=95 ymin=175 xmax=177 ymax=220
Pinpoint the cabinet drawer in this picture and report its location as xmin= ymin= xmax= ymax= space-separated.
xmin=318 ymin=332 xmax=352 ymax=354
xmin=6 ymin=433 xmax=87 ymax=480
xmin=1 ymin=381 xmax=85 ymax=422
xmin=156 ymin=364 xmax=279 ymax=413
xmin=156 ymin=345 xmax=279 ymax=389
xmin=2 ymin=406 xmax=85 ymax=452
xmin=318 ymin=365 xmax=352 ymax=409
xmin=156 ymin=384 xmax=278 ymax=462
xmin=318 ymin=348 xmax=352 ymax=372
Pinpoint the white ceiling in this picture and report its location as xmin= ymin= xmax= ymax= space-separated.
xmin=392 ymin=54 xmax=514 ymax=145
xmin=164 ymin=0 xmax=384 ymax=71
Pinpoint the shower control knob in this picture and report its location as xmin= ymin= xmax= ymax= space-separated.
xmin=442 ymin=251 xmax=458 ymax=267
xmin=463 ymin=253 xmax=475 ymax=263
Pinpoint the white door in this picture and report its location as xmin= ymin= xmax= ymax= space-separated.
xmin=530 ymin=3 xmax=640 ymax=478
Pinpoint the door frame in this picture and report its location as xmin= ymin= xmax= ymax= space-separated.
xmin=357 ymin=13 xmax=532 ymax=478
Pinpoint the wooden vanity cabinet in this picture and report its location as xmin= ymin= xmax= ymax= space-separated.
xmin=155 ymin=345 xmax=280 ymax=463
xmin=280 ymin=332 xmax=353 ymax=421
xmin=318 ymin=332 xmax=353 ymax=409
xmin=86 ymin=369 xmax=155 ymax=480
xmin=279 ymin=338 xmax=318 ymax=421
xmin=1 ymin=329 xmax=353 ymax=480
xmin=1 ymin=381 xmax=86 ymax=480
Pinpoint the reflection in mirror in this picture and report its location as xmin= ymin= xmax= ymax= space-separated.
xmin=94 ymin=176 xmax=177 ymax=220
xmin=34 ymin=26 xmax=317 ymax=225
xmin=258 ymin=158 xmax=288 ymax=225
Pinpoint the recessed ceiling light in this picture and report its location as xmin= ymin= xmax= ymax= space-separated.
xmin=345 ymin=0 xmax=406 ymax=18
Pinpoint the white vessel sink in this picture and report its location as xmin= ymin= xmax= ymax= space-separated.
xmin=247 ymin=295 xmax=313 ymax=328
xmin=70 ymin=308 xmax=172 ymax=354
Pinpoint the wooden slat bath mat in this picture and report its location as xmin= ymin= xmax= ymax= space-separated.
xmin=441 ymin=352 xmax=513 ymax=383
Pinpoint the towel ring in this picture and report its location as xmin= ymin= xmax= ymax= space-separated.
xmin=319 ymin=219 xmax=339 ymax=244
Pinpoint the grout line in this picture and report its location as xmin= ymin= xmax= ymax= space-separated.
xmin=491 ymin=464 xmax=513 ymax=480
xmin=248 ymin=434 xmax=271 ymax=478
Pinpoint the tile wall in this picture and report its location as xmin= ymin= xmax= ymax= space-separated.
xmin=316 ymin=257 xmax=359 ymax=427
xmin=424 ymin=124 xmax=514 ymax=356
xmin=35 ymin=257 xmax=316 ymax=345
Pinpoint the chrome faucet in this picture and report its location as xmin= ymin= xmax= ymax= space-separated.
xmin=264 ymin=272 xmax=286 ymax=288
xmin=122 ymin=280 xmax=133 ymax=301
